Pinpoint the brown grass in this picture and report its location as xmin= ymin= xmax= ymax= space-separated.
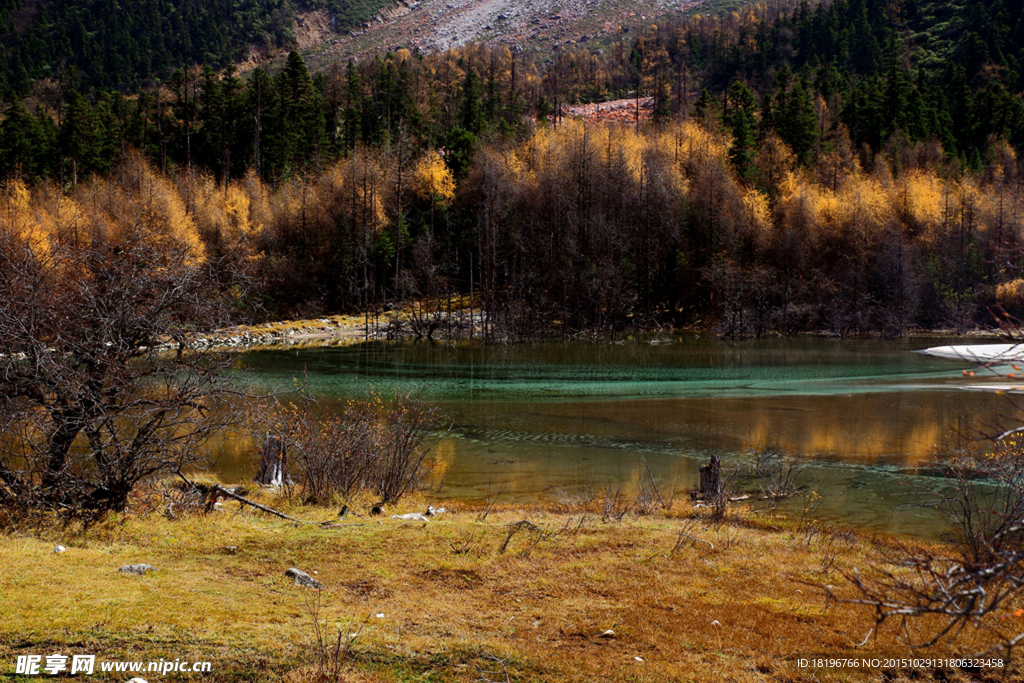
xmin=0 ymin=489 xmax=1019 ymax=682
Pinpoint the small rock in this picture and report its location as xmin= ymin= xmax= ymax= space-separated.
xmin=53 ymin=544 xmax=67 ymax=554
xmin=598 ymin=629 xmax=616 ymax=638
xmin=634 ymin=656 xmax=645 ymax=662
xmin=285 ymin=567 xmax=322 ymax=589
xmin=375 ymin=613 xmax=385 ymax=618
xmin=119 ymin=564 xmax=157 ymax=575
xmin=711 ymin=619 xmax=722 ymax=627
xmin=127 ymin=679 xmax=149 ymax=683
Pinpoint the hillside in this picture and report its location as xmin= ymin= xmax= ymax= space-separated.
xmin=293 ymin=0 xmax=730 ymax=71
xmin=0 ymin=0 xmax=1020 ymax=100
xmin=0 ymin=0 xmax=750 ymax=95
xmin=0 ymin=0 xmax=393 ymax=94
xmin=0 ymin=0 xmax=1021 ymax=334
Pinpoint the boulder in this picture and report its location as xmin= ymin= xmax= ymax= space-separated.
xmin=285 ymin=567 xmax=323 ymax=589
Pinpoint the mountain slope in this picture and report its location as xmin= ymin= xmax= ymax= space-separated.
xmin=0 ymin=0 xmax=392 ymax=94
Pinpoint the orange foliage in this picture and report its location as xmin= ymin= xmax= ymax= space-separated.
xmin=411 ymin=150 xmax=456 ymax=205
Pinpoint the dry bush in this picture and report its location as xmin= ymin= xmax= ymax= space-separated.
xmin=601 ymin=485 xmax=633 ymax=522
xmin=304 ymin=593 xmax=368 ymax=683
xmin=254 ymin=390 xmax=443 ymax=505
xmin=751 ymin=445 xmax=804 ymax=504
xmin=838 ymin=436 xmax=1024 ymax=655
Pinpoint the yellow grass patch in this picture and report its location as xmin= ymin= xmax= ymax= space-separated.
xmin=0 ymin=492 xmax=1016 ymax=682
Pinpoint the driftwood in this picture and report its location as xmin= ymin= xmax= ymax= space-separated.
xmin=254 ymin=435 xmax=292 ymax=487
xmin=175 ymin=471 xmax=362 ymax=528
xmin=207 ymin=485 xmax=361 ymax=528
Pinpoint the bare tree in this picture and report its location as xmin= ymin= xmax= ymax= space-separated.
xmin=0 ymin=196 xmax=240 ymax=516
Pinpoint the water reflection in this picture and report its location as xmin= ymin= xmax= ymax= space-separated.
xmin=211 ymin=336 xmax=1018 ymax=538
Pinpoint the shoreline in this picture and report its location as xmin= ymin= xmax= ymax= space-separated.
xmin=197 ymin=309 xmax=1002 ymax=352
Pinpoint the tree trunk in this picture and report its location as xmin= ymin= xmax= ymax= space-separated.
xmin=254 ymin=436 xmax=291 ymax=487
xmin=698 ymin=455 xmax=721 ymax=499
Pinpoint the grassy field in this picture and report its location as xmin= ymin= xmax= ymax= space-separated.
xmin=0 ymin=488 xmax=1016 ymax=682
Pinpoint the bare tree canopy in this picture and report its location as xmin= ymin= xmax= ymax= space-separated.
xmin=0 ymin=166 xmax=243 ymax=516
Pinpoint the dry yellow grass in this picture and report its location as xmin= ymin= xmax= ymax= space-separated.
xmin=0 ymin=490 xmax=1019 ymax=682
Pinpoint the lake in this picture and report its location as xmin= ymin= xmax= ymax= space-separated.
xmin=211 ymin=335 xmax=1018 ymax=539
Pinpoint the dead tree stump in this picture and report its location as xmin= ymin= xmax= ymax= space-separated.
xmin=698 ymin=455 xmax=722 ymax=499
xmin=254 ymin=436 xmax=291 ymax=487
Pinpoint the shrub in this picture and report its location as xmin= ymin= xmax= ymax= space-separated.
xmin=256 ymin=391 xmax=442 ymax=505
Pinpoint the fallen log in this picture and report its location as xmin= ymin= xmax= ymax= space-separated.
xmin=175 ymin=472 xmax=361 ymax=527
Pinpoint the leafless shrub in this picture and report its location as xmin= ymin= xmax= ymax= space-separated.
xmin=796 ymin=490 xmax=826 ymax=544
xmin=632 ymin=478 xmax=661 ymax=516
xmin=553 ymin=483 xmax=598 ymax=513
xmin=447 ymin=529 xmax=481 ymax=556
xmin=498 ymin=519 xmax=541 ymax=554
xmin=474 ymin=654 xmax=513 ymax=683
xmin=751 ymin=445 xmax=804 ymax=504
xmin=837 ymin=436 xmax=1024 ymax=656
xmin=476 ymin=480 xmax=507 ymax=522
xmin=157 ymin=480 xmax=209 ymax=519
xmin=713 ymin=525 xmax=739 ymax=552
xmin=632 ymin=454 xmax=669 ymax=515
xmin=602 ymin=485 xmax=633 ymax=522
xmin=254 ymin=389 xmax=444 ymax=505
xmin=306 ymin=593 xmax=368 ymax=683
xmin=553 ymin=511 xmax=589 ymax=537
xmin=673 ymin=517 xmax=714 ymax=554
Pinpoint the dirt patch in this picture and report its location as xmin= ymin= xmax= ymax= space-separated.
xmin=294 ymin=10 xmax=335 ymax=51
xmin=563 ymin=97 xmax=654 ymax=125
xmin=418 ymin=568 xmax=484 ymax=590
xmin=342 ymin=579 xmax=393 ymax=599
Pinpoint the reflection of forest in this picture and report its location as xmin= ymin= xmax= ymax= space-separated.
xmin=206 ymin=388 xmax=1012 ymax=485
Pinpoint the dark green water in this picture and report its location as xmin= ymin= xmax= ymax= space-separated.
xmin=215 ymin=335 xmax=1019 ymax=538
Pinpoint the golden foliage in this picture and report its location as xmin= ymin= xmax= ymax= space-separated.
xmin=411 ymin=150 xmax=456 ymax=205
xmin=996 ymin=279 xmax=1024 ymax=308
xmin=742 ymin=187 xmax=772 ymax=242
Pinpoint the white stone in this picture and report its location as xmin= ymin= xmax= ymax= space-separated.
xmin=284 ymin=567 xmax=322 ymax=589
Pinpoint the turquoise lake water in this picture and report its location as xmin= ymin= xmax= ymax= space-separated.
xmin=213 ymin=335 xmax=1019 ymax=538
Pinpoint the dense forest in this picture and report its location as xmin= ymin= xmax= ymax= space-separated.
xmin=0 ymin=0 xmax=390 ymax=93
xmin=0 ymin=0 xmax=1022 ymax=336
